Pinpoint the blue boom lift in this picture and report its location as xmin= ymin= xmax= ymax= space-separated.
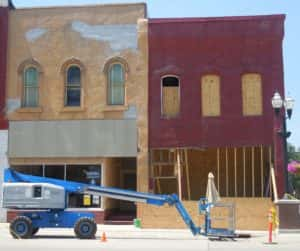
xmin=2 ymin=168 xmax=236 ymax=239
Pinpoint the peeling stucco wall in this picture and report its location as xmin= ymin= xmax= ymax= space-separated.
xmin=124 ymin=105 xmax=137 ymax=119
xmin=6 ymin=3 xmax=146 ymax=121
xmin=25 ymin=28 xmax=48 ymax=42
xmin=6 ymin=5 xmax=149 ymax=194
xmin=6 ymin=98 xmax=21 ymax=113
xmin=71 ymin=22 xmax=137 ymax=52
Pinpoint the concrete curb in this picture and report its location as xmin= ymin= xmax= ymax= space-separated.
xmin=0 ymin=223 xmax=269 ymax=240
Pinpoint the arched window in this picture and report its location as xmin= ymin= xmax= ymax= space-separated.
xmin=161 ymin=76 xmax=180 ymax=118
xmin=65 ymin=66 xmax=81 ymax=106
xmin=108 ymin=63 xmax=125 ymax=105
xmin=22 ymin=67 xmax=39 ymax=107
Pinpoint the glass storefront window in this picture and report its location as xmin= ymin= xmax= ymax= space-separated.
xmin=45 ymin=165 xmax=64 ymax=179
xmin=67 ymin=165 xmax=102 ymax=208
xmin=12 ymin=166 xmax=43 ymax=176
xmin=11 ymin=164 xmax=102 ymax=209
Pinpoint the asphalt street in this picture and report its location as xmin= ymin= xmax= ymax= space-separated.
xmin=0 ymin=224 xmax=299 ymax=251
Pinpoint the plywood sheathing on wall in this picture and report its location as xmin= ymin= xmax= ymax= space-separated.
xmin=138 ymin=198 xmax=273 ymax=230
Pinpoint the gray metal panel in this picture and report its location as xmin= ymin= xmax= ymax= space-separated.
xmin=3 ymin=183 xmax=65 ymax=209
xmin=9 ymin=120 xmax=137 ymax=158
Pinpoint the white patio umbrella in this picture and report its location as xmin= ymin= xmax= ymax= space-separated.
xmin=206 ymin=172 xmax=220 ymax=204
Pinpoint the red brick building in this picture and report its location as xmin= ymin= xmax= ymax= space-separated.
xmin=148 ymin=15 xmax=285 ymax=204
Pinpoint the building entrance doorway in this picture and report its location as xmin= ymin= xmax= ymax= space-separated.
xmin=104 ymin=157 xmax=137 ymax=224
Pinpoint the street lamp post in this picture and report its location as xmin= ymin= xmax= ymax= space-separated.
xmin=271 ymin=91 xmax=295 ymax=194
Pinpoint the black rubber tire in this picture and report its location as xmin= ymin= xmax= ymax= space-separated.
xmin=74 ymin=217 xmax=97 ymax=239
xmin=32 ymin=227 xmax=39 ymax=236
xmin=9 ymin=216 xmax=33 ymax=239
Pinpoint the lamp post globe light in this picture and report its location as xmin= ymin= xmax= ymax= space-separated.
xmin=271 ymin=91 xmax=295 ymax=194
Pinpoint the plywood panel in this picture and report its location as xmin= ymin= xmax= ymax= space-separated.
xmin=162 ymin=87 xmax=179 ymax=117
xmin=201 ymin=75 xmax=220 ymax=116
xmin=137 ymin=198 xmax=273 ymax=230
xmin=242 ymin=73 xmax=263 ymax=116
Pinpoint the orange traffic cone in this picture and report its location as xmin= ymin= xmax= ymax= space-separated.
xmin=100 ymin=232 xmax=107 ymax=242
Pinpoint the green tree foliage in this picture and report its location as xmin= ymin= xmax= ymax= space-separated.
xmin=288 ymin=142 xmax=300 ymax=198
xmin=288 ymin=143 xmax=300 ymax=161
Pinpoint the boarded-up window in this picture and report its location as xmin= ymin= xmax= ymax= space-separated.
xmin=201 ymin=75 xmax=220 ymax=116
xmin=242 ymin=73 xmax=263 ymax=116
xmin=162 ymin=76 xmax=180 ymax=118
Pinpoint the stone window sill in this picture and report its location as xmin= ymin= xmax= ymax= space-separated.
xmin=17 ymin=107 xmax=43 ymax=113
xmin=102 ymin=105 xmax=128 ymax=112
xmin=61 ymin=107 xmax=85 ymax=113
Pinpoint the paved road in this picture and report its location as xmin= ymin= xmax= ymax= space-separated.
xmin=0 ymin=224 xmax=299 ymax=251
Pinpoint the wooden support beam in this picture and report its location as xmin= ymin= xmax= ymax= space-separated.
xmin=153 ymin=176 xmax=177 ymax=180
xmin=177 ymin=149 xmax=183 ymax=200
xmin=252 ymin=146 xmax=255 ymax=197
xmin=268 ymin=146 xmax=272 ymax=164
xmin=184 ymin=149 xmax=191 ymax=200
xmin=243 ymin=147 xmax=246 ymax=197
xmin=260 ymin=145 xmax=264 ymax=197
xmin=234 ymin=147 xmax=237 ymax=197
xmin=157 ymin=150 xmax=162 ymax=194
xmin=270 ymin=164 xmax=278 ymax=202
xmin=159 ymin=150 xmax=163 ymax=162
xmin=226 ymin=147 xmax=229 ymax=197
xmin=168 ymin=150 xmax=172 ymax=163
xmin=156 ymin=170 xmax=162 ymax=194
xmin=152 ymin=162 xmax=175 ymax=166
xmin=217 ymin=148 xmax=220 ymax=192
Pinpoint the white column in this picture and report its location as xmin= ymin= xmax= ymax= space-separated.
xmin=0 ymin=130 xmax=8 ymax=222
xmin=0 ymin=0 xmax=8 ymax=7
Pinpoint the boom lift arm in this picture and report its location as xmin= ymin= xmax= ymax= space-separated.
xmin=3 ymin=169 xmax=235 ymax=239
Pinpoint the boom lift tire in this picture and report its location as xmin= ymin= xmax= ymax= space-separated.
xmin=9 ymin=216 xmax=33 ymax=239
xmin=74 ymin=217 xmax=97 ymax=239
xmin=32 ymin=227 xmax=39 ymax=236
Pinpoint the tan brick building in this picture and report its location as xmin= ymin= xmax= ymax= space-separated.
xmin=6 ymin=3 xmax=149 ymax=222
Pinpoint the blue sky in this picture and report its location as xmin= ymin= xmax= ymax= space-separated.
xmin=12 ymin=0 xmax=300 ymax=148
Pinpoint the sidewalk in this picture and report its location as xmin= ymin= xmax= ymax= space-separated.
xmin=0 ymin=223 xmax=265 ymax=240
